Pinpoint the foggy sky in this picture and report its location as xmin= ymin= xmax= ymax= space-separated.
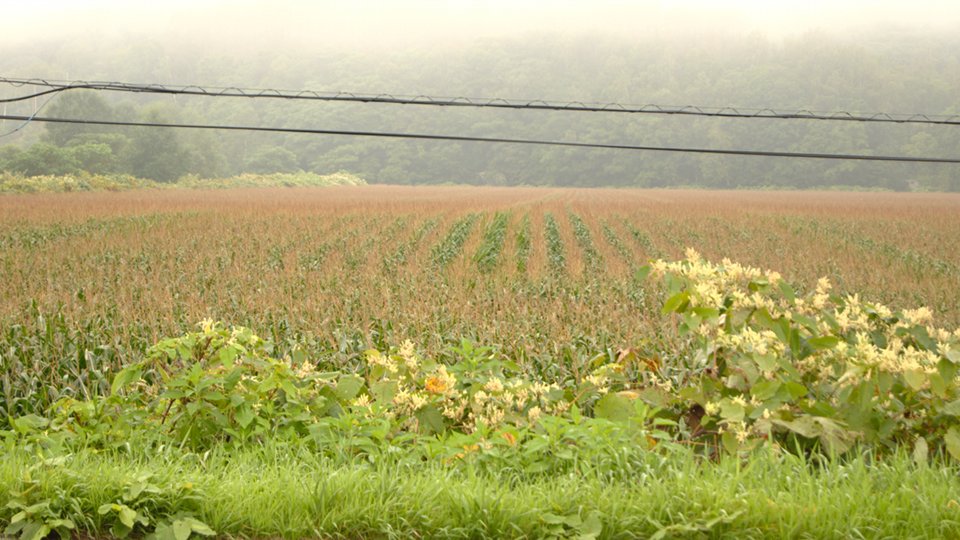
xmin=4 ymin=0 xmax=960 ymax=49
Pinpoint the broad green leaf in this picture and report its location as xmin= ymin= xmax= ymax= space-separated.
xmin=415 ymin=405 xmax=446 ymax=434
xmin=729 ymin=308 xmax=753 ymax=329
xmin=635 ymin=387 xmax=671 ymax=408
xmin=183 ymin=518 xmax=215 ymax=537
xmin=661 ymin=291 xmax=689 ymax=314
xmin=908 ymin=325 xmax=937 ymax=351
xmin=370 ymin=380 xmax=398 ymax=404
xmin=720 ymin=400 xmax=745 ymax=423
xmin=941 ymin=399 xmax=960 ymax=417
xmin=25 ymin=522 xmax=50 ymax=540
xmin=334 ymin=375 xmax=365 ymax=401
xmin=939 ymin=358 xmax=959 ymax=381
xmin=793 ymin=314 xmax=818 ymax=332
xmin=172 ymin=520 xmax=193 ymax=540
xmin=235 ymin=406 xmax=255 ymax=428
xmin=945 ymin=428 xmax=960 ymax=461
xmin=784 ymin=382 xmax=808 ymax=399
xmin=930 ymin=373 xmax=948 ymax=398
xmin=579 ymin=511 xmax=603 ymax=539
xmin=692 ymin=307 xmax=720 ymax=320
xmin=149 ymin=522 xmax=177 ymax=540
xmin=903 ymin=369 xmax=926 ymax=391
xmin=752 ymin=308 xmax=775 ymax=329
xmin=12 ymin=414 xmax=48 ymax=433
xmin=111 ymin=365 xmax=142 ymax=396
xmin=594 ymin=393 xmax=633 ymax=422
xmin=279 ymin=379 xmax=299 ymax=398
xmin=771 ymin=318 xmax=791 ymax=345
xmin=807 ymin=336 xmax=839 ymax=350
xmin=119 ymin=506 xmax=137 ymax=529
xmin=778 ymin=281 xmax=796 ymax=302
xmin=772 ymin=416 xmax=821 ymax=439
xmin=721 ymin=431 xmax=739 ymax=454
xmin=913 ymin=437 xmax=929 ymax=466
xmin=814 ymin=416 xmax=855 ymax=454
xmin=49 ymin=519 xmax=75 ymax=533
xmin=750 ymin=380 xmax=780 ymax=401
xmin=754 ymin=354 xmax=778 ymax=373
xmin=542 ymin=513 xmax=566 ymax=525
xmin=218 ymin=346 xmax=239 ymax=366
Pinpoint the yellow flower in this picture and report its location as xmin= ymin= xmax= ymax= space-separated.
xmin=353 ymin=395 xmax=371 ymax=408
xmin=902 ymin=307 xmax=934 ymax=325
xmin=484 ymin=377 xmax=504 ymax=393
xmin=425 ymin=376 xmax=449 ymax=395
xmin=199 ymin=318 xmax=215 ymax=333
xmin=399 ymin=339 xmax=418 ymax=370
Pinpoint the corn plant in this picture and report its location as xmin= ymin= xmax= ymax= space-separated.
xmin=473 ymin=212 xmax=510 ymax=274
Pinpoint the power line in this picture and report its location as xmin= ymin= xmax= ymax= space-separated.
xmin=0 ymin=94 xmax=59 ymax=139
xmin=1 ymin=113 xmax=958 ymax=164
xmin=2 ymin=76 xmax=959 ymax=127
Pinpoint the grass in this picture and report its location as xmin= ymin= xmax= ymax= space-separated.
xmin=2 ymin=444 xmax=959 ymax=539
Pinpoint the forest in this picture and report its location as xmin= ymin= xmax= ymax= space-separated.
xmin=1 ymin=29 xmax=958 ymax=190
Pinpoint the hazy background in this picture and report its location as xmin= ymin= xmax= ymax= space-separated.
xmin=1 ymin=1 xmax=959 ymax=190
xmin=5 ymin=1 xmax=960 ymax=46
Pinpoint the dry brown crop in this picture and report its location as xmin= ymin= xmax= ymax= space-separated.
xmin=1 ymin=186 xmax=959 ymax=415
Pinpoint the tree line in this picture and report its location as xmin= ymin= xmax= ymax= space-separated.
xmin=0 ymin=31 xmax=958 ymax=190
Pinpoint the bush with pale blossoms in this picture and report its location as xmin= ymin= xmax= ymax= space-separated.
xmin=645 ymin=249 xmax=960 ymax=459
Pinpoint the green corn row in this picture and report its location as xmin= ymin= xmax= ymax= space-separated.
xmin=624 ymin=221 xmax=662 ymax=260
xmin=544 ymin=213 xmax=566 ymax=276
xmin=473 ymin=212 xmax=510 ymax=274
xmin=515 ymin=214 xmax=532 ymax=273
xmin=385 ymin=217 xmax=439 ymax=270
xmin=568 ymin=212 xmax=603 ymax=271
xmin=431 ymin=214 xmax=479 ymax=268
xmin=601 ymin=222 xmax=633 ymax=267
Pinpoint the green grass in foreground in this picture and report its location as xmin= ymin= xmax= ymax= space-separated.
xmin=2 ymin=445 xmax=959 ymax=539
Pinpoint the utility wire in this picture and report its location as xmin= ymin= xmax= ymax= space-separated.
xmin=1 ymin=113 xmax=957 ymax=164
xmin=0 ymin=94 xmax=59 ymax=139
xmin=2 ymin=76 xmax=959 ymax=127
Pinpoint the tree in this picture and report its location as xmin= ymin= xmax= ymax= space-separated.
xmin=69 ymin=142 xmax=119 ymax=174
xmin=123 ymin=107 xmax=190 ymax=182
xmin=43 ymin=92 xmax=116 ymax=146
xmin=5 ymin=143 xmax=79 ymax=176
xmin=0 ymin=146 xmax=22 ymax=172
xmin=244 ymin=145 xmax=299 ymax=174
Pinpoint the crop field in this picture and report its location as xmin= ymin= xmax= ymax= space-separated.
xmin=2 ymin=186 xmax=959 ymax=370
xmin=3 ymin=185 xmax=960 ymax=538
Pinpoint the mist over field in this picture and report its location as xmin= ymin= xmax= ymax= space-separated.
xmin=1 ymin=1 xmax=959 ymax=189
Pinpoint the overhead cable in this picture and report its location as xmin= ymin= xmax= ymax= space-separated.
xmin=1 ymin=113 xmax=957 ymax=164
xmin=1 ymin=77 xmax=959 ymax=126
